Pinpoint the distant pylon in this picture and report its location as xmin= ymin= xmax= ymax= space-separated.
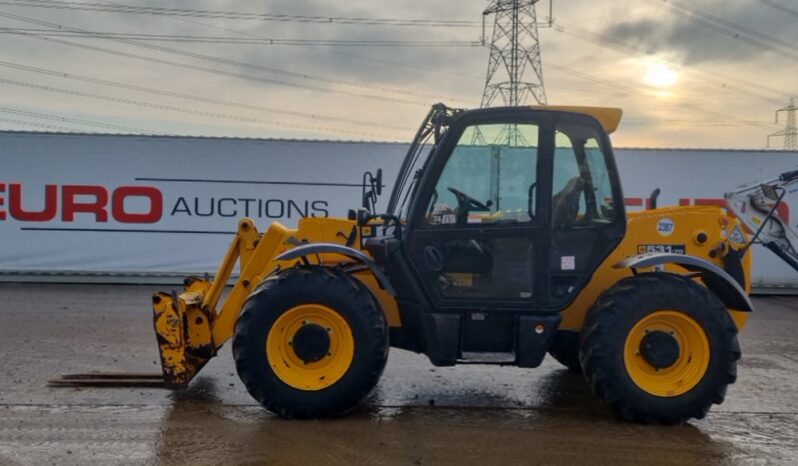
xmin=768 ymin=98 xmax=798 ymax=150
xmin=477 ymin=0 xmax=551 ymax=145
xmin=479 ymin=0 xmax=549 ymax=108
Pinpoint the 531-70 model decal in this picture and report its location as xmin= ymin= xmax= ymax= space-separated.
xmin=637 ymin=244 xmax=686 ymax=255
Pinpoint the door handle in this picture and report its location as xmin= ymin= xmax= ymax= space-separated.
xmin=424 ymin=246 xmax=444 ymax=271
xmin=528 ymin=182 xmax=537 ymax=219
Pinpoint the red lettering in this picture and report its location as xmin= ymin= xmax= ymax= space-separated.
xmin=9 ymin=183 xmax=58 ymax=221
xmin=112 ymin=186 xmax=162 ymax=223
xmin=62 ymin=185 xmax=108 ymax=222
xmin=0 ymin=182 xmax=5 ymax=220
xmin=693 ymin=198 xmax=725 ymax=208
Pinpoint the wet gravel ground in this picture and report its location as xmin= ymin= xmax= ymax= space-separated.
xmin=0 ymin=283 xmax=796 ymax=465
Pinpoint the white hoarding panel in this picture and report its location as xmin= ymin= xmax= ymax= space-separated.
xmin=1 ymin=132 xmax=797 ymax=287
xmin=0 ymin=133 xmax=405 ymax=274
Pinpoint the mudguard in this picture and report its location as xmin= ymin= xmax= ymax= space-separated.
xmin=614 ymin=253 xmax=754 ymax=313
xmin=275 ymin=242 xmax=397 ymax=296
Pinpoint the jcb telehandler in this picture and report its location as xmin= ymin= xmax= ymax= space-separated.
xmin=142 ymin=105 xmax=754 ymax=423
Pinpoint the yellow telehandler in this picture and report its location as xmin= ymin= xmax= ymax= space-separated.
xmin=58 ymin=104 xmax=755 ymax=424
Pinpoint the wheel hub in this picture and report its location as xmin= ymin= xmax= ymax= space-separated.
xmin=639 ymin=330 xmax=680 ymax=369
xmin=291 ymin=323 xmax=331 ymax=364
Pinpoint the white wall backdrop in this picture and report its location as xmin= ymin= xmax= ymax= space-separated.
xmin=1 ymin=131 xmax=796 ymax=287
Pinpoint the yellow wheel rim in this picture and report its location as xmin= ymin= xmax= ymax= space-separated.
xmin=624 ymin=310 xmax=710 ymax=397
xmin=266 ymin=304 xmax=354 ymax=391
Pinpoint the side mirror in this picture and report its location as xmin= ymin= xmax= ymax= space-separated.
xmin=361 ymin=169 xmax=383 ymax=213
xmin=761 ymin=184 xmax=780 ymax=201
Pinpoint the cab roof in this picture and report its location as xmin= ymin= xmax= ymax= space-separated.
xmin=530 ymin=106 xmax=624 ymax=134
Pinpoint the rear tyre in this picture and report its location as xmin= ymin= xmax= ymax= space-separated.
xmin=233 ymin=266 xmax=389 ymax=419
xmin=580 ymin=273 xmax=740 ymax=424
xmin=548 ymin=331 xmax=582 ymax=373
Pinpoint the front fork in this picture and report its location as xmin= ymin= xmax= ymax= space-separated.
xmin=152 ymin=277 xmax=216 ymax=388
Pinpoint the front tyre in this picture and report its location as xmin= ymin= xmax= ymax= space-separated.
xmin=580 ymin=273 xmax=740 ymax=424
xmin=233 ymin=266 xmax=389 ymax=419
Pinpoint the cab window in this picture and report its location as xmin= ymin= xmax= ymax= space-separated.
xmin=552 ymin=123 xmax=616 ymax=228
xmin=425 ymin=122 xmax=539 ymax=226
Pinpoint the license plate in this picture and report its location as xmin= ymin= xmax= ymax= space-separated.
xmin=637 ymin=244 xmax=686 ymax=255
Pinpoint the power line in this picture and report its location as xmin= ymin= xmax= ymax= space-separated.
xmin=553 ymin=21 xmax=786 ymax=106
xmin=0 ymin=16 xmax=433 ymax=108
xmin=0 ymin=60 xmax=413 ymax=132
xmin=0 ymin=106 xmax=157 ymax=133
xmin=650 ymin=0 xmax=798 ymax=64
xmin=0 ymin=78 xmax=404 ymax=139
xmin=541 ymin=61 xmax=780 ymax=133
xmin=757 ymin=0 xmax=798 ymax=18
xmin=0 ymin=0 xmax=482 ymax=26
xmin=159 ymin=7 xmax=776 ymax=131
xmin=0 ymin=11 xmax=469 ymax=105
xmin=0 ymin=27 xmax=481 ymax=47
xmin=0 ymin=116 xmax=87 ymax=132
xmin=109 ymin=4 xmax=485 ymax=82
xmin=624 ymin=118 xmax=774 ymax=127
xmin=661 ymin=0 xmax=798 ymax=53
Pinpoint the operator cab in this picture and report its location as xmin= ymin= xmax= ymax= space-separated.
xmin=367 ymin=104 xmax=626 ymax=364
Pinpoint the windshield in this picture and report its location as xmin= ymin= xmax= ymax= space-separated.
xmin=387 ymin=104 xmax=457 ymax=219
xmin=389 ymin=133 xmax=436 ymax=220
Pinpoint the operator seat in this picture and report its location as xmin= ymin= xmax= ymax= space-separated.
xmin=552 ymin=176 xmax=585 ymax=229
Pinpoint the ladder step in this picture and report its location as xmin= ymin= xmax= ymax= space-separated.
xmin=458 ymin=352 xmax=515 ymax=364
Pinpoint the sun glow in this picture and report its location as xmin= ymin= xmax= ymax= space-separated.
xmin=644 ymin=63 xmax=678 ymax=88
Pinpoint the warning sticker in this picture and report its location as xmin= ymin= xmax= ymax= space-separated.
xmin=729 ymin=226 xmax=746 ymax=244
xmin=561 ymin=256 xmax=575 ymax=270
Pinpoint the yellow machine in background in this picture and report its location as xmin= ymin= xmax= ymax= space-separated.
xmin=113 ymin=104 xmax=756 ymax=424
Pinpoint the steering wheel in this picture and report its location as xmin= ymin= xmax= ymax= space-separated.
xmin=447 ymin=187 xmax=491 ymax=212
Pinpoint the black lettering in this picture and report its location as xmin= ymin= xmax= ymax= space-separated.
xmin=311 ymin=200 xmax=329 ymax=218
xmin=264 ymin=199 xmax=284 ymax=218
xmin=195 ymin=197 xmax=214 ymax=217
xmin=288 ymin=200 xmax=308 ymax=218
xmin=239 ymin=198 xmax=255 ymax=217
xmin=217 ymin=198 xmax=237 ymax=217
xmin=170 ymin=197 xmax=191 ymax=216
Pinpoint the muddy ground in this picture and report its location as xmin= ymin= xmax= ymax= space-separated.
xmin=0 ymin=283 xmax=796 ymax=465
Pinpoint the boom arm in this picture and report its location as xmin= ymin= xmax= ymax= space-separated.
xmin=725 ymin=170 xmax=798 ymax=272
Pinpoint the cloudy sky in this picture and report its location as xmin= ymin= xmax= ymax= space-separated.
xmin=0 ymin=0 xmax=795 ymax=148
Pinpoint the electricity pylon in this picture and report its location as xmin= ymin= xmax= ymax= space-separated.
xmin=768 ymin=98 xmax=798 ymax=150
xmin=477 ymin=0 xmax=552 ymax=145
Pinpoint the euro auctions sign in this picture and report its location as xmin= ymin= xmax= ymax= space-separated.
xmin=1 ymin=131 xmax=797 ymax=287
xmin=0 ymin=183 xmax=163 ymax=223
xmin=0 ymin=132 xmax=406 ymax=274
xmin=0 ymin=181 xmax=332 ymax=225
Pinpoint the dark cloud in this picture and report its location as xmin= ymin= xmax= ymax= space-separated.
xmin=602 ymin=0 xmax=798 ymax=65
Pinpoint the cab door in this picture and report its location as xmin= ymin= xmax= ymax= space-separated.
xmin=404 ymin=114 xmax=552 ymax=313
xmin=547 ymin=117 xmax=626 ymax=309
